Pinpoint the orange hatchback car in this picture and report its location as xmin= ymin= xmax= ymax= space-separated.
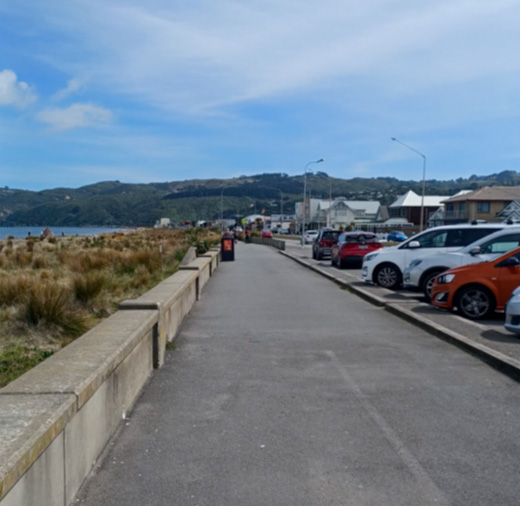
xmin=431 ymin=246 xmax=520 ymax=320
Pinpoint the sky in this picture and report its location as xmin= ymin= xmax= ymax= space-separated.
xmin=2 ymin=0 xmax=520 ymax=191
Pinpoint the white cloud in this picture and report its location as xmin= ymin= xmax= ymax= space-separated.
xmin=0 ymin=69 xmax=37 ymax=107
xmin=31 ymin=0 xmax=520 ymax=115
xmin=52 ymin=78 xmax=83 ymax=102
xmin=37 ymin=103 xmax=114 ymax=131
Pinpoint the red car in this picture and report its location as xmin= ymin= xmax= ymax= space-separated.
xmin=331 ymin=231 xmax=383 ymax=268
xmin=261 ymin=229 xmax=273 ymax=238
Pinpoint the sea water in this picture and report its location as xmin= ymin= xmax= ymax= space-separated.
xmin=0 ymin=227 xmax=122 ymax=239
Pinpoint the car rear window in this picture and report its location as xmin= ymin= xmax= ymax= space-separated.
xmin=344 ymin=234 xmax=378 ymax=243
xmin=323 ymin=231 xmax=340 ymax=239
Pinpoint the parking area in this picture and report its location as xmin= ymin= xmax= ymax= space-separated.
xmin=282 ymin=239 xmax=520 ymax=378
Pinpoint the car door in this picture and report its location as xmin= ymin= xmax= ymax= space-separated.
xmin=398 ymin=228 xmax=449 ymax=269
xmin=496 ymin=251 xmax=520 ymax=307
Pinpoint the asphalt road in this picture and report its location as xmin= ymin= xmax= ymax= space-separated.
xmin=76 ymin=242 xmax=520 ymax=506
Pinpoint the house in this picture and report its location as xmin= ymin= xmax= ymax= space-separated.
xmin=316 ymin=197 xmax=382 ymax=229
xmin=497 ymin=201 xmax=520 ymax=223
xmin=389 ymin=190 xmax=448 ymax=227
xmin=441 ymin=186 xmax=520 ymax=224
xmin=269 ymin=214 xmax=296 ymax=231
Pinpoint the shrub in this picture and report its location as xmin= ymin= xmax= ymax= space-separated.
xmin=20 ymin=282 xmax=87 ymax=336
xmin=73 ymin=272 xmax=106 ymax=304
xmin=32 ymin=255 xmax=48 ymax=269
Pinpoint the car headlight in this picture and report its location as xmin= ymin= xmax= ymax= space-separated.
xmin=437 ymin=273 xmax=455 ymax=284
xmin=408 ymin=259 xmax=423 ymax=269
xmin=364 ymin=252 xmax=379 ymax=262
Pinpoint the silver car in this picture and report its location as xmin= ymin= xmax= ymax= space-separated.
xmin=505 ymin=286 xmax=520 ymax=335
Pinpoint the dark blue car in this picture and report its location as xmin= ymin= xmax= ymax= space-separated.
xmin=387 ymin=230 xmax=408 ymax=242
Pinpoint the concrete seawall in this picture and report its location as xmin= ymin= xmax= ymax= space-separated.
xmin=0 ymin=248 xmax=220 ymax=506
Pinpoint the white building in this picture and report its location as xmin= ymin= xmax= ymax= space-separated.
xmin=297 ymin=197 xmax=382 ymax=230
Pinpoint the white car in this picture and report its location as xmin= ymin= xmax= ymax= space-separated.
xmin=403 ymin=227 xmax=520 ymax=299
xmin=302 ymin=230 xmax=318 ymax=244
xmin=361 ymin=223 xmax=511 ymax=290
xmin=505 ymin=286 xmax=520 ymax=335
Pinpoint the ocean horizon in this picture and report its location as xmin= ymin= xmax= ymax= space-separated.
xmin=0 ymin=226 xmax=124 ymax=240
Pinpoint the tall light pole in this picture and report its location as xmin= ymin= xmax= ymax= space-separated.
xmin=391 ymin=138 xmax=427 ymax=231
xmin=220 ymin=187 xmax=226 ymax=231
xmin=301 ymin=158 xmax=324 ymax=245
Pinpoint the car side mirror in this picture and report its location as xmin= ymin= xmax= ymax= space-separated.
xmin=497 ymin=256 xmax=520 ymax=268
xmin=470 ymin=246 xmax=481 ymax=256
xmin=408 ymin=240 xmax=421 ymax=249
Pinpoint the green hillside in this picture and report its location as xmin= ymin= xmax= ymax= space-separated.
xmin=1 ymin=171 xmax=519 ymax=227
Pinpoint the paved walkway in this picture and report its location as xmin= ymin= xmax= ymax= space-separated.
xmin=76 ymin=242 xmax=520 ymax=506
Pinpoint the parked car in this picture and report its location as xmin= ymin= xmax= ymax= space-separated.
xmin=505 ymin=286 xmax=520 ymax=334
xmin=331 ymin=231 xmax=383 ymax=268
xmin=261 ymin=229 xmax=273 ymax=238
xmin=312 ymin=228 xmax=341 ymax=260
xmin=302 ymin=230 xmax=318 ymax=244
xmin=362 ymin=223 xmax=511 ymax=290
xmin=430 ymin=246 xmax=520 ymax=320
xmin=387 ymin=230 xmax=408 ymax=242
xmin=403 ymin=227 xmax=520 ymax=300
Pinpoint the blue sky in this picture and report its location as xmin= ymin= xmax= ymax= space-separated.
xmin=2 ymin=0 xmax=520 ymax=191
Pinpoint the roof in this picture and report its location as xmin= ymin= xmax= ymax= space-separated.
xmin=442 ymin=186 xmax=520 ymax=203
xmin=320 ymin=198 xmax=380 ymax=214
xmin=390 ymin=190 xmax=448 ymax=208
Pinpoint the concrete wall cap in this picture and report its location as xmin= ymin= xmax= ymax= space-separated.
xmin=0 ymin=394 xmax=76 ymax=501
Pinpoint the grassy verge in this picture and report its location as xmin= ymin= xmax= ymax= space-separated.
xmin=0 ymin=227 xmax=220 ymax=386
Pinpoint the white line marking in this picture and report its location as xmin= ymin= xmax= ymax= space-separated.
xmin=326 ymin=350 xmax=452 ymax=506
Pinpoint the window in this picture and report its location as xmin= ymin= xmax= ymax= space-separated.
xmin=480 ymin=233 xmax=520 ymax=254
xmin=477 ymin=201 xmax=490 ymax=213
xmin=402 ymin=229 xmax=448 ymax=249
xmin=459 ymin=202 xmax=466 ymax=212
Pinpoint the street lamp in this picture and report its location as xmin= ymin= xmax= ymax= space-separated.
xmin=301 ymin=158 xmax=324 ymax=245
xmin=220 ymin=187 xmax=227 ymax=231
xmin=391 ymin=138 xmax=427 ymax=232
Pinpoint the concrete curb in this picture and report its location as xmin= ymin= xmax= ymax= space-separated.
xmin=279 ymin=250 xmax=520 ymax=382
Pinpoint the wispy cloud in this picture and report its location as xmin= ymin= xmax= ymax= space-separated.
xmin=0 ymin=69 xmax=37 ymax=107
xmin=36 ymin=103 xmax=114 ymax=131
xmin=52 ymin=78 xmax=83 ymax=102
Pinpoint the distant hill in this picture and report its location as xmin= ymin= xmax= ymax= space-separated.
xmin=1 ymin=171 xmax=520 ymax=227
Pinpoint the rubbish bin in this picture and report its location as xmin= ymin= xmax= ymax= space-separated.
xmin=221 ymin=232 xmax=235 ymax=261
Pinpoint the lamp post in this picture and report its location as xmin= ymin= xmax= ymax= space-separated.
xmin=391 ymin=138 xmax=427 ymax=232
xmin=301 ymin=158 xmax=324 ymax=245
xmin=220 ymin=187 xmax=226 ymax=231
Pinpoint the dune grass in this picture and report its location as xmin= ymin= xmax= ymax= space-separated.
xmin=0 ymin=227 xmax=220 ymax=387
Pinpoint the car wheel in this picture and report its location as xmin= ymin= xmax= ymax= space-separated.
xmin=422 ymin=270 xmax=444 ymax=301
xmin=455 ymin=285 xmax=495 ymax=320
xmin=316 ymin=250 xmax=322 ymax=260
xmin=374 ymin=264 xmax=402 ymax=290
xmin=312 ymin=249 xmax=316 ymax=259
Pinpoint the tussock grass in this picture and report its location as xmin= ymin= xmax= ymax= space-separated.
xmin=0 ymin=227 xmax=221 ymax=386
xmin=73 ymin=272 xmax=106 ymax=304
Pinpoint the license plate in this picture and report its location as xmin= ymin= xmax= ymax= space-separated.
xmin=359 ymin=245 xmax=367 ymax=249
